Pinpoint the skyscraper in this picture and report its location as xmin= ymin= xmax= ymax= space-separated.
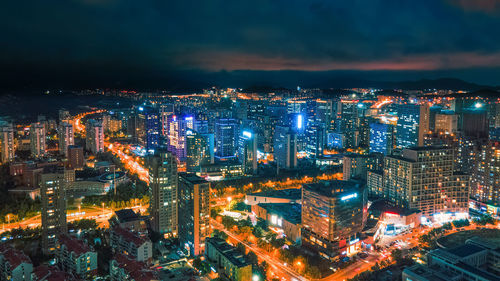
xmin=238 ymin=130 xmax=258 ymax=175
xmin=30 ymin=122 xmax=46 ymax=158
xmin=273 ymin=126 xmax=297 ymax=169
xmin=166 ymin=115 xmax=191 ymax=161
xmin=396 ymin=103 xmax=430 ymax=149
xmin=67 ymin=145 xmax=84 ymax=170
xmin=41 ymin=171 xmax=68 ymax=254
xmin=178 ymin=173 xmax=211 ymax=256
xmin=470 ymin=141 xmax=500 ymax=210
xmin=0 ymin=123 xmax=14 ymax=163
xmin=139 ymin=106 xmax=160 ymax=152
xmin=148 ymin=149 xmax=178 ymax=237
xmin=58 ymin=122 xmax=74 ymax=156
xmin=334 ymin=98 xmax=360 ymax=148
xmin=301 ymin=180 xmax=367 ymax=259
xmin=85 ymin=119 xmax=104 ymax=154
xmin=369 ymin=122 xmax=395 ymax=155
xmin=186 ymin=131 xmax=214 ymax=173
xmin=215 ymin=118 xmax=238 ymax=160
xmin=383 ymin=147 xmax=469 ymax=219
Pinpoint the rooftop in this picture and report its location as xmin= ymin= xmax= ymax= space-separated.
xmin=0 ymin=244 xmax=32 ymax=269
xmin=256 ymin=203 xmax=302 ymax=225
xmin=113 ymin=253 xmax=158 ymax=281
xmin=33 ymin=265 xmax=74 ymax=281
xmin=303 ymin=180 xmax=364 ymax=198
xmin=248 ymin=188 xmax=301 ymax=200
xmin=59 ymin=234 xmax=93 ymax=256
xmin=447 ymin=244 xmax=486 ymax=258
xmin=115 ymin=209 xmax=141 ymax=223
xmin=206 ymin=237 xmax=251 ymax=268
xmin=179 ymin=172 xmax=209 ymax=184
xmin=112 ymin=226 xmax=149 ymax=246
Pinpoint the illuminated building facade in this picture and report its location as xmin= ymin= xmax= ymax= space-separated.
xmin=274 ymin=125 xmax=297 ymax=169
xmin=0 ymin=123 xmax=14 ymax=163
xmin=85 ymin=119 xmax=104 ymax=154
xmin=148 ymin=149 xmax=178 ymax=237
xmin=186 ymin=131 xmax=214 ymax=173
xmin=383 ymin=147 xmax=469 ymax=220
xmin=58 ymin=122 xmax=74 ymax=156
xmin=238 ymin=130 xmax=257 ymax=174
xmin=369 ymin=122 xmax=394 ymax=155
xmin=301 ymin=180 xmax=367 ymax=259
xmin=41 ymin=172 xmax=68 ymax=254
xmin=471 ymin=141 xmax=500 ymax=213
xmin=215 ymin=118 xmax=238 ymax=160
xmin=30 ymin=122 xmax=46 ymax=158
xmin=396 ymin=103 xmax=429 ymax=149
xmin=178 ymin=173 xmax=211 ymax=256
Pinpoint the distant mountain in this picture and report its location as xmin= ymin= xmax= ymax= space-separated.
xmin=374 ymin=78 xmax=492 ymax=91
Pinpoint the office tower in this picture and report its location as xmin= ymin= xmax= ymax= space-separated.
xmin=178 ymin=173 xmax=211 ymax=256
xmin=287 ymin=100 xmax=306 ymax=114
xmin=367 ymin=170 xmax=384 ymax=198
xmin=305 ymin=121 xmax=325 ymax=158
xmin=396 ymin=103 xmax=430 ymax=149
xmin=58 ymin=122 xmax=74 ymax=156
xmin=238 ymin=130 xmax=258 ymax=174
xmin=30 ymin=122 xmax=46 ymax=158
xmin=85 ymin=119 xmax=104 ymax=154
xmin=167 ymin=115 xmax=192 ymax=161
xmin=215 ymin=118 xmax=238 ymax=160
xmin=0 ymin=123 xmax=14 ymax=163
xmin=369 ymin=122 xmax=395 ymax=155
xmin=160 ymin=104 xmax=175 ymax=136
xmin=67 ymin=145 xmax=84 ymax=170
xmin=232 ymin=100 xmax=248 ymax=121
xmin=58 ymin=108 xmax=70 ymax=123
xmin=274 ymin=126 xmax=297 ymax=169
xmin=254 ymin=113 xmax=278 ymax=153
xmin=108 ymin=118 xmax=122 ymax=133
xmin=471 ymin=141 xmax=500 ymax=209
xmin=357 ymin=116 xmax=372 ymax=147
xmin=333 ymin=98 xmax=360 ymax=148
xmin=139 ymin=107 xmax=160 ymax=152
xmin=301 ymin=180 xmax=367 ymax=258
xmin=383 ymin=147 xmax=469 ymax=219
xmin=186 ymin=131 xmax=214 ymax=173
xmin=343 ymin=153 xmax=382 ymax=181
xmin=435 ymin=112 xmax=458 ymax=133
xmin=41 ymin=172 xmax=68 ymax=254
xmin=148 ymin=149 xmax=178 ymax=237
xmin=429 ymin=105 xmax=443 ymax=132
xmin=461 ymin=108 xmax=488 ymax=139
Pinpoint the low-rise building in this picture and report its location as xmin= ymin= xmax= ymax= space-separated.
xmin=32 ymin=265 xmax=74 ymax=281
xmin=245 ymin=188 xmax=301 ymax=205
xmin=205 ymin=237 xmax=252 ymax=281
xmin=251 ymin=203 xmax=301 ymax=243
xmin=0 ymin=245 xmax=33 ymax=281
xmin=109 ymin=254 xmax=158 ymax=281
xmin=110 ymin=209 xmax=147 ymax=233
xmin=402 ymin=238 xmax=500 ymax=281
xmin=57 ymin=234 xmax=97 ymax=279
xmin=110 ymin=226 xmax=153 ymax=263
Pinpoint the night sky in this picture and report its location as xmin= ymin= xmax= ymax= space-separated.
xmin=1 ymin=0 xmax=500 ymax=89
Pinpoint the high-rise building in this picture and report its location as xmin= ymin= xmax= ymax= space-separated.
xmin=273 ymin=126 xmax=297 ymax=169
xmin=178 ymin=173 xmax=211 ymax=256
xmin=67 ymin=145 xmax=84 ymax=170
xmin=396 ymin=103 xmax=430 ymax=149
xmin=148 ymin=149 xmax=178 ymax=237
xmin=383 ymin=147 xmax=469 ymax=219
xmin=305 ymin=121 xmax=325 ymax=158
xmin=470 ymin=141 xmax=500 ymax=209
xmin=138 ymin=107 xmax=160 ymax=152
xmin=461 ymin=108 xmax=489 ymax=139
xmin=343 ymin=153 xmax=382 ymax=181
xmin=435 ymin=112 xmax=458 ymax=133
xmin=215 ymin=118 xmax=238 ymax=160
xmin=238 ymin=130 xmax=257 ymax=175
xmin=41 ymin=172 xmax=68 ymax=254
xmin=30 ymin=123 xmax=46 ymax=158
xmin=58 ymin=122 xmax=74 ymax=156
xmin=166 ymin=115 xmax=191 ymax=161
xmin=301 ymin=180 xmax=367 ymax=259
xmin=186 ymin=131 xmax=214 ymax=173
xmin=334 ymin=98 xmax=360 ymax=148
xmin=369 ymin=122 xmax=395 ymax=155
xmin=85 ymin=119 xmax=104 ymax=154
xmin=0 ymin=123 xmax=14 ymax=163
xmin=58 ymin=109 xmax=70 ymax=123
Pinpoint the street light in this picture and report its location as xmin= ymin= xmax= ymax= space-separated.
xmin=252 ymin=275 xmax=259 ymax=281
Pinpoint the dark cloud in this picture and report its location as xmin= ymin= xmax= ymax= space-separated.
xmin=1 ymin=0 xmax=499 ymax=89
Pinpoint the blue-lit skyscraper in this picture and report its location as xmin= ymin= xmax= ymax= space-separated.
xmin=215 ymin=118 xmax=238 ymax=160
xmin=396 ymin=104 xmax=429 ymax=149
xmin=369 ymin=123 xmax=394 ymax=155
xmin=274 ymin=125 xmax=297 ymax=169
xmin=238 ymin=130 xmax=258 ymax=174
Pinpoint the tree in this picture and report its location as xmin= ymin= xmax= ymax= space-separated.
xmin=391 ymin=249 xmax=403 ymax=264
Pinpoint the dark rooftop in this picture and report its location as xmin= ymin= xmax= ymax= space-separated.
xmin=248 ymin=188 xmax=301 ymax=200
xmin=179 ymin=172 xmax=209 ymax=184
xmin=256 ymin=203 xmax=301 ymax=225
xmin=303 ymin=180 xmax=364 ymax=198
xmin=447 ymin=244 xmax=486 ymax=258
xmin=115 ymin=209 xmax=140 ymax=223
xmin=206 ymin=237 xmax=251 ymax=268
